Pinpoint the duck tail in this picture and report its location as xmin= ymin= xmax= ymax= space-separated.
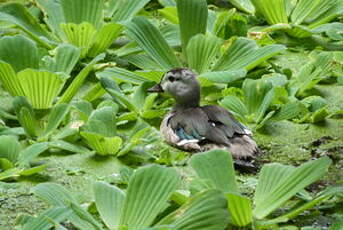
xmin=227 ymin=135 xmax=260 ymax=159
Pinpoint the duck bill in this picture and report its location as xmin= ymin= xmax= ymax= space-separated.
xmin=148 ymin=84 xmax=164 ymax=93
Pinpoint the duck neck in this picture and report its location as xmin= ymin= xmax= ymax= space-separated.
xmin=173 ymin=90 xmax=200 ymax=110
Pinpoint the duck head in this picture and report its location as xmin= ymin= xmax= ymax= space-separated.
xmin=148 ymin=68 xmax=200 ymax=108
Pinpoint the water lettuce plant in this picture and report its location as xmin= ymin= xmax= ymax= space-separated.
xmin=18 ymin=164 xmax=228 ymax=230
xmin=189 ymin=149 xmax=341 ymax=229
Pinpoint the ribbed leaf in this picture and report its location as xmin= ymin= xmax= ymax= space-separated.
xmin=190 ymin=149 xmax=238 ymax=193
xmin=83 ymin=106 xmax=117 ymax=137
xmin=120 ymin=165 xmax=181 ymax=230
xmin=176 ymin=0 xmax=208 ymax=55
xmin=97 ymin=67 xmax=148 ymax=85
xmin=32 ymin=182 xmax=78 ymax=206
xmin=125 ymin=17 xmax=180 ymax=70
xmin=18 ymin=142 xmax=49 ymax=167
xmin=32 ymin=183 xmax=103 ymax=230
xmin=0 ymin=3 xmax=53 ymax=48
xmin=57 ymin=53 xmax=105 ymax=104
xmin=291 ymin=0 xmax=339 ymax=26
xmin=199 ymin=69 xmax=247 ymax=84
xmin=253 ymin=157 xmax=332 ymax=219
xmin=0 ymin=135 xmax=21 ymax=163
xmin=242 ymin=78 xmax=273 ymax=117
xmin=226 ymin=193 xmax=253 ymax=227
xmin=251 ymin=0 xmax=288 ymax=24
xmin=36 ymin=0 xmax=66 ymax=39
xmin=100 ymin=76 xmax=139 ymax=113
xmin=272 ymin=101 xmax=308 ymax=121
xmin=219 ymin=96 xmax=248 ymax=122
xmin=22 ymin=207 xmax=72 ymax=230
xmin=93 ymin=182 xmax=125 ymax=230
xmin=112 ymin=0 xmax=151 ymax=22
xmin=13 ymin=96 xmax=39 ymax=137
xmin=0 ymin=35 xmax=39 ymax=72
xmin=125 ymin=54 xmax=163 ymax=71
xmin=213 ymin=38 xmax=285 ymax=71
xmin=61 ymin=22 xmax=97 ymax=58
xmin=158 ymin=7 xmax=179 ymax=24
xmin=158 ymin=190 xmax=228 ymax=230
xmin=0 ymin=62 xmax=24 ymax=96
xmin=41 ymin=44 xmax=80 ymax=75
xmin=88 ymin=23 xmax=123 ymax=57
xmin=186 ymin=34 xmax=222 ymax=74
xmin=48 ymin=140 xmax=92 ymax=154
xmin=80 ymin=132 xmax=122 ymax=155
xmin=42 ymin=104 xmax=70 ymax=138
xmin=227 ymin=0 xmax=255 ymax=14
xmin=61 ymin=0 xmax=104 ymax=29
xmin=18 ymin=69 xmax=66 ymax=109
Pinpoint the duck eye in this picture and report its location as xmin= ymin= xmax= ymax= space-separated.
xmin=168 ymin=76 xmax=175 ymax=82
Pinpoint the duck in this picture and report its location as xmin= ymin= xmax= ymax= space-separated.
xmin=148 ymin=68 xmax=260 ymax=167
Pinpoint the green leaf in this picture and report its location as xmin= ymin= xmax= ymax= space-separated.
xmin=57 ymin=53 xmax=105 ymax=104
xmin=97 ymin=67 xmax=148 ymax=85
xmin=250 ymin=0 xmax=288 ymax=24
xmin=176 ymin=0 xmax=208 ymax=55
xmin=13 ymin=96 xmax=39 ymax=137
xmin=158 ymin=7 xmax=179 ymax=24
xmin=272 ymin=101 xmax=308 ymax=121
xmin=93 ymin=182 xmax=125 ymax=230
xmin=243 ymin=78 xmax=273 ymax=116
xmin=20 ymin=164 xmax=48 ymax=176
xmin=291 ymin=0 xmax=339 ymax=26
xmin=227 ymin=0 xmax=255 ymax=14
xmin=111 ymin=0 xmax=151 ymax=22
xmin=158 ymin=190 xmax=228 ymax=230
xmin=0 ymin=135 xmax=21 ymax=163
xmin=190 ymin=149 xmax=239 ymax=193
xmin=253 ymin=157 xmax=332 ymax=219
xmin=226 ymin=193 xmax=253 ymax=227
xmin=40 ymin=44 xmax=80 ymax=75
xmin=219 ymin=96 xmax=248 ymax=122
xmin=125 ymin=17 xmax=181 ymax=70
xmin=35 ymin=0 xmax=66 ymax=40
xmin=80 ymin=131 xmax=122 ymax=155
xmin=42 ymin=104 xmax=70 ymax=138
xmin=61 ymin=22 xmax=97 ymax=58
xmin=213 ymin=38 xmax=286 ymax=71
xmin=18 ymin=69 xmax=66 ymax=109
xmin=48 ymin=140 xmax=92 ymax=154
xmin=132 ymin=82 xmax=154 ymax=111
xmin=186 ymin=34 xmax=222 ymax=74
xmin=0 ymin=35 xmax=39 ymax=72
xmin=22 ymin=207 xmax=72 ymax=230
xmin=32 ymin=183 xmax=103 ymax=230
xmin=88 ymin=22 xmax=123 ymax=57
xmin=0 ymin=167 xmax=21 ymax=181
xmin=0 ymin=61 xmax=24 ymax=97
xmin=18 ymin=142 xmax=49 ymax=167
xmin=0 ymin=3 xmax=53 ymax=48
xmin=100 ymin=76 xmax=139 ymax=113
xmin=199 ymin=69 xmax=247 ymax=84
xmin=120 ymin=165 xmax=181 ymax=230
xmin=84 ymin=106 xmax=117 ymax=136
xmin=61 ymin=0 xmax=104 ymax=29
xmin=125 ymin=54 xmax=163 ymax=71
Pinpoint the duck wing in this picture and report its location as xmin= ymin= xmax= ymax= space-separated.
xmin=200 ymin=105 xmax=251 ymax=137
xmin=168 ymin=107 xmax=231 ymax=146
xmin=169 ymin=107 xmax=211 ymax=140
